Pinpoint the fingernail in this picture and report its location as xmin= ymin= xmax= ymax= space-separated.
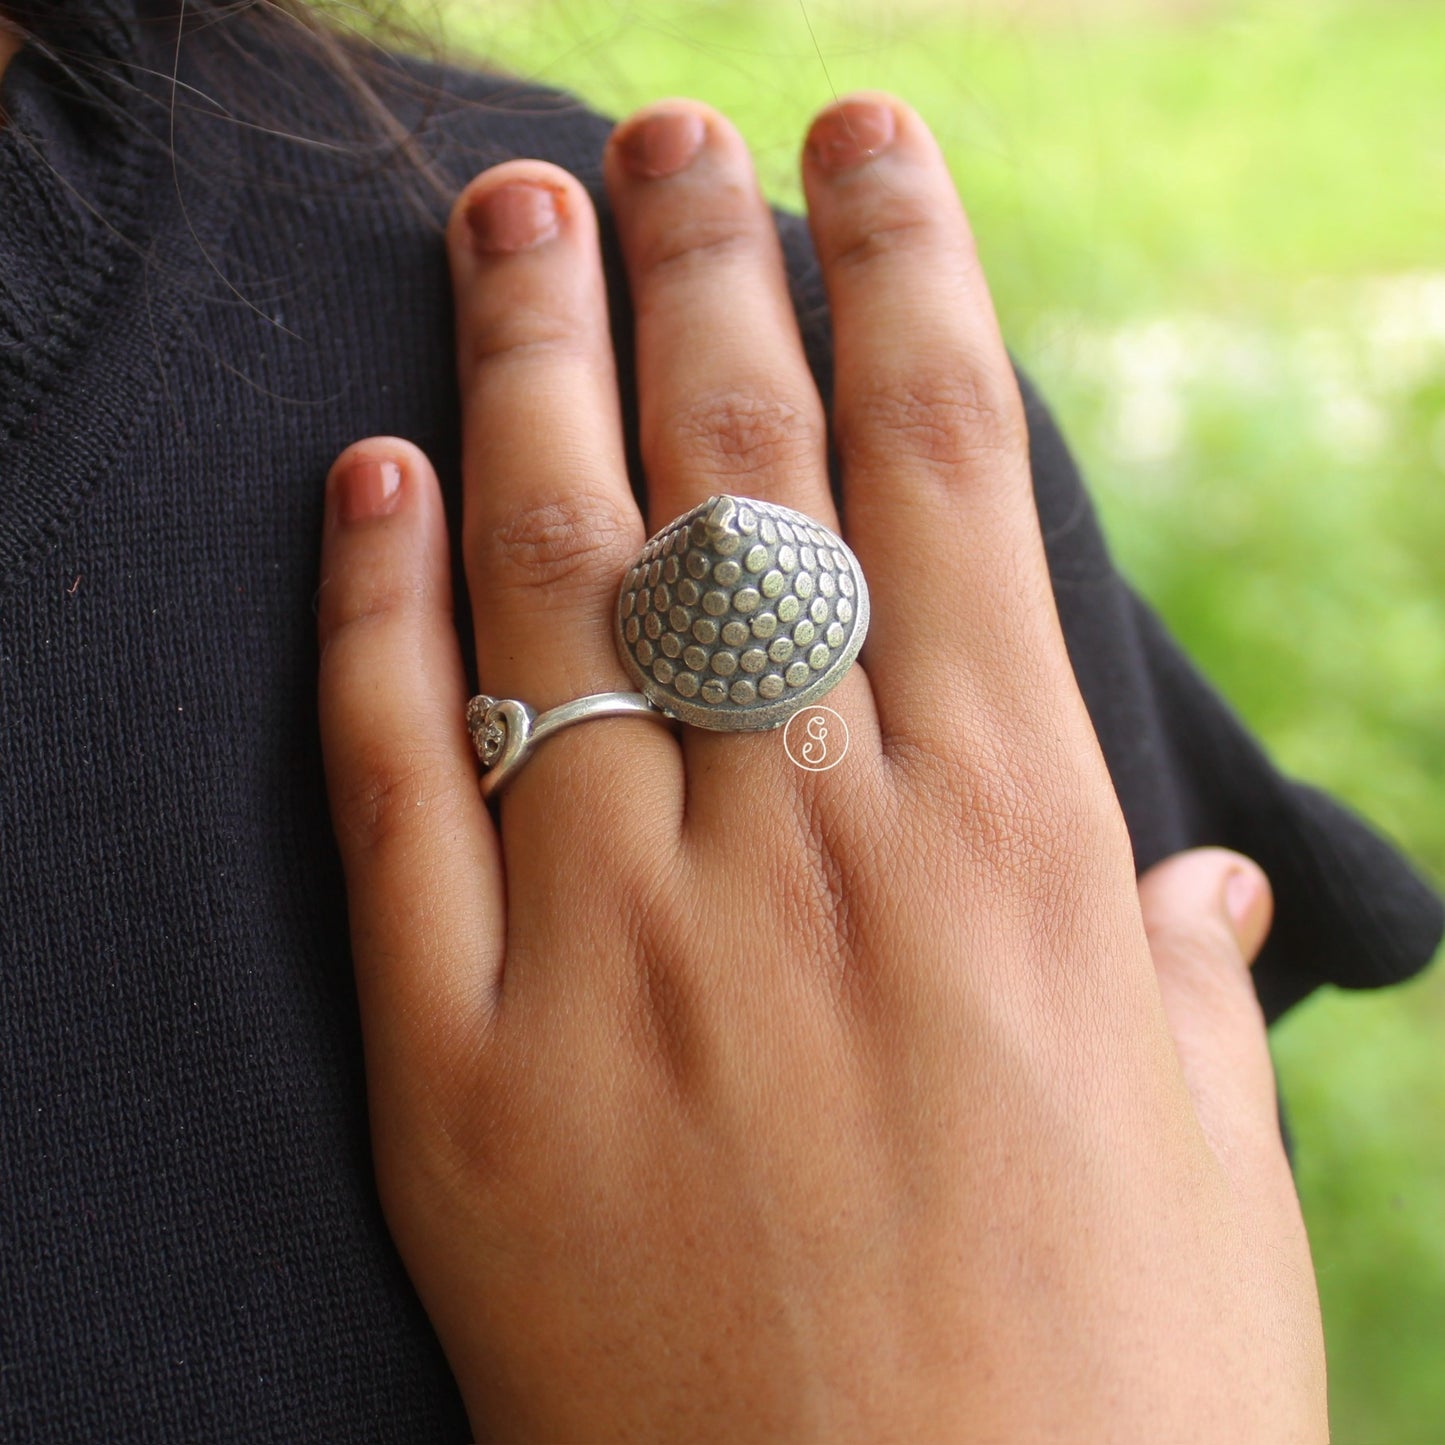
xmin=1224 ymin=866 xmax=1264 ymax=936
xmin=466 ymin=182 xmax=560 ymax=255
xmin=617 ymin=109 xmax=707 ymax=179
xmin=807 ymin=101 xmax=897 ymax=173
xmin=333 ymin=457 xmax=402 ymax=525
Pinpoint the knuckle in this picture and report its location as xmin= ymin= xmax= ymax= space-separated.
xmin=826 ymin=205 xmax=937 ymax=274
xmin=839 ymin=365 xmax=1027 ymax=477
xmin=888 ymin=721 xmax=1123 ymax=904
xmin=652 ymin=389 xmax=823 ymax=482
xmin=469 ymin=493 xmax=638 ymax=597
xmin=464 ymin=302 xmax=587 ymax=372
xmin=317 ymin=570 xmax=432 ymax=660
xmin=635 ymin=212 xmax=756 ymax=281
xmin=961 ymin=757 xmax=1073 ymax=885
xmin=330 ymin=736 xmax=464 ymax=864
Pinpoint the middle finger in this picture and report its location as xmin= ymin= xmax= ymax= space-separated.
xmin=604 ymin=101 xmax=839 ymax=537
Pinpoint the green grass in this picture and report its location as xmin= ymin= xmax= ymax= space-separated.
xmin=420 ymin=1 xmax=1445 ymax=1435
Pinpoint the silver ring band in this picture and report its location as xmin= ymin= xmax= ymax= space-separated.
xmin=467 ymin=690 xmax=671 ymax=800
xmin=467 ymin=492 xmax=869 ymax=795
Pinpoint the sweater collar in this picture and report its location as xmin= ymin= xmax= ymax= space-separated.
xmin=0 ymin=1 xmax=158 ymax=440
xmin=0 ymin=0 xmax=241 ymax=587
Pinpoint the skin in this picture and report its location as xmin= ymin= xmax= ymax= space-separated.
xmin=315 ymin=93 xmax=1328 ymax=1442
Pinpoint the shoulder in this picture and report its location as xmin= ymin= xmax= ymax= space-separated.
xmin=203 ymin=15 xmax=622 ymax=204
xmin=228 ymin=24 xmax=836 ymax=374
xmin=380 ymin=45 xmax=622 ymax=188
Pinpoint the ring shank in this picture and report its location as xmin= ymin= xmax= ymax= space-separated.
xmin=478 ymin=691 xmax=672 ymax=799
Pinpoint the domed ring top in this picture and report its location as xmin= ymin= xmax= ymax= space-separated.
xmin=615 ymin=494 xmax=869 ymax=731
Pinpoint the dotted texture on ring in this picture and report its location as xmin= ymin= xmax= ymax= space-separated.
xmin=616 ymin=494 xmax=865 ymax=724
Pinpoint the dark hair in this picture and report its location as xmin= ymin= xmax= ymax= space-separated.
xmin=1 ymin=1 xmax=474 ymax=221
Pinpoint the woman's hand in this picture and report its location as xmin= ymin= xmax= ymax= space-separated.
xmin=315 ymin=93 xmax=1326 ymax=1442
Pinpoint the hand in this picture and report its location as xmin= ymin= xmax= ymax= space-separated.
xmin=315 ymin=92 xmax=1326 ymax=1442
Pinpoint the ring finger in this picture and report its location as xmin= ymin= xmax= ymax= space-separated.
xmin=448 ymin=162 xmax=683 ymax=823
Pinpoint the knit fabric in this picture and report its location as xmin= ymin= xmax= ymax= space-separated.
xmin=0 ymin=3 xmax=1439 ymax=1440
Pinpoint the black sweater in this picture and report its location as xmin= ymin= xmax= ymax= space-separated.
xmin=1 ymin=2 xmax=1439 ymax=1440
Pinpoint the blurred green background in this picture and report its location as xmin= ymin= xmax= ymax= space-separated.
xmin=422 ymin=0 xmax=1444 ymax=1435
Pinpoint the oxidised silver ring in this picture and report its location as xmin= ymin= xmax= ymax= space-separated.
xmin=615 ymin=493 xmax=868 ymax=730
xmin=467 ymin=493 xmax=869 ymax=795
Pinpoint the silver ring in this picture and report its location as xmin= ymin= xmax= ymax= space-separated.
xmin=616 ymin=493 xmax=868 ymax=730
xmin=467 ymin=691 xmax=671 ymax=800
xmin=467 ymin=492 xmax=869 ymax=794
